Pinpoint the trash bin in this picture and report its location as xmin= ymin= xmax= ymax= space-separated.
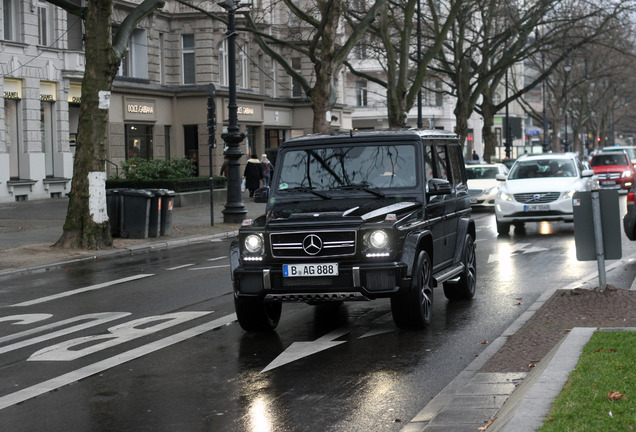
xmin=146 ymin=189 xmax=163 ymax=238
xmin=120 ymin=189 xmax=154 ymax=239
xmin=159 ymin=190 xmax=175 ymax=236
xmin=106 ymin=189 xmax=124 ymax=237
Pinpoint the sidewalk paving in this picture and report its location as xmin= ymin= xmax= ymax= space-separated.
xmin=1 ymin=196 xmax=636 ymax=431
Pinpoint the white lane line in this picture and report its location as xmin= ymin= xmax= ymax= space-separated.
xmin=207 ymin=257 xmax=227 ymax=262
xmin=12 ymin=274 xmax=154 ymax=307
xmin=189 ymin=265 xmax=230 ymax=271
xmin=166 ymin=264 xmax=195 ymax=271
xmin=0 ymin=313 xmax=237 ymax=411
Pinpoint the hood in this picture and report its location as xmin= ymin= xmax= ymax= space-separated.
xmin=467 ymin=179 xmax=498 ymax=189
xmin=503 ymin=177 xmax=581 ymax=194
xmin=592 ymin=165 xmax=631 ymax=174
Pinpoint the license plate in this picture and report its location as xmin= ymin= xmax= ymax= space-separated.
xmin=283 ymin=263 xmax=339 ymax=277
xmin=470 ymin=197 xmax=478 ymax=203
xmin=524 ymin=204 xmax=550 ymax=212
xmin=601 ymin=180 xmax=616 ymax=185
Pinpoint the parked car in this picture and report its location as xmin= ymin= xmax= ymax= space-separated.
xmin=601 ymin=146 xmax=636 ymax=168
xmin=623 ymin=187 xmax=636 ymax=240
xmin=230 ymin=130 xmax=476 ymax=331
xmin=590 ymin=151 xmax=635 ymax=192
xmin=465 ymin=163 xmax=509 ymax=208
xmin=494 ymin=153 xmax=597 ymax=235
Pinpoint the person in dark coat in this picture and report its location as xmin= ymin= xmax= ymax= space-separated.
xmin=243 ymin=153 xmax=262 ymax=197
xmin=260 ymin=154 xmax=274 ymax=187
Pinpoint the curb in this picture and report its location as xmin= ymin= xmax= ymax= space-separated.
xmin=0 ymin=229 xmax=238 ymax=279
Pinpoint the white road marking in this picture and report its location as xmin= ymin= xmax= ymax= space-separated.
xmin=11 ymin=274 xmax=154 ymax=307
xmin=207 ymin=257 xmax=227 ymax=261
xmin=0 ymin=313 xmax=237 ymax=411
xmin=189 ymin=265 xmax=230 ymax=270
xmin=261 ymin=328 xmax=349 ymax=373
xmin=166 ymin=264 xmax=195 ymax=271
xmin=0 ymin=313 xmax=131 ymax=355
xmin=0 ymin=314 xmax=52 ymax=325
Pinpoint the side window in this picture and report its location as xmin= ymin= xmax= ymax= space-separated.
xmin=448 ymin=145 xmax=466 ymax=189
xmin=433 ymin=145 xmax=449 ymax=181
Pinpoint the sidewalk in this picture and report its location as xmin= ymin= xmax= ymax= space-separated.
xmin=0 ymin=193 xmax=266 ymax=275
xmin=1 ymin=196 xmax=635 ymax=431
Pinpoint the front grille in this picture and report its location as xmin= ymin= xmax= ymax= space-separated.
xmin=469 ymin=189 xmax=484 ymax=196
xmin=596 ymin=172 xmax=621 ymax=180
xmin=513 ymin=192 xmax=561 ymax=203
xmin=270 ymin=230 xmax=356 ymax=258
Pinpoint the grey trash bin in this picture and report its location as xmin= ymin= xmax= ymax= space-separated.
xmin=121 ymin=189 xmax=154 ymax=239
xmin=106 ymin=189 xmax=124 ymax=237
xmin=145 ymin=189 xmax=163 ymax=238
xmin=160 ymin=190 xmax=175 ymax=236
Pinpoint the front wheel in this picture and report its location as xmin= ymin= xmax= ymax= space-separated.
xmin=234 ymin=295 xmax=282 ymax=332
xmin=443 ymin=235 xmax=476 ymax=301
xmin=496 ymin=219 xmax=510 ymax=235
xmin=391 ymin=251 xmax=433 ymax=329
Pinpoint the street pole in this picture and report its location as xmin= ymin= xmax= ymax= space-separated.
xmin=564 ymin=59 xmax=571 ymax=152
xmin=219 ymin=0 xmax=247 ymax=223
xmin=207 ymin=83 xmax=216 ymax=227
xmin=542 ymin=52 xmax=548 ymax=152
xmin=417 ymin=0 xmax=423 ymax=129
xmin=504 ymin=69 xmax=511 ymax=159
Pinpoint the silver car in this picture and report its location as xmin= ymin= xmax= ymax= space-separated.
xmin=466 ymin=163 xmax=509 ymax=208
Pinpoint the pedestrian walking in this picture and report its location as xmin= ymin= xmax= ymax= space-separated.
xmin=243 ymin=153 xmax=262 ymax=197
xmin=261 ymin=154 xmax=274 ymax=187
xmin=472 ymin=150 xmax=479 ymax=161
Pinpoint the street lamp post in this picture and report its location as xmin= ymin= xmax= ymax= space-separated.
xmin=564 ymin=59 xmax=571 ymax=152
xmin=504 ymin=69 xmax=512 ymax=159
xmin=416 ymin=0 xmax=423 ymax=129
xmin=542 ymin=51 xmax=549 ymax=152
xmin=219 ymin=0 xmax=248 ymax=223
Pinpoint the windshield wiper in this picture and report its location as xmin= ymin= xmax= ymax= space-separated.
xmin=331 ymin=184 xmax=386 ymax=198
xmin=283 ymin=186 xmax=331 ymax=200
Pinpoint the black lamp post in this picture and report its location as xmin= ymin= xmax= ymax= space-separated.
xmin=219 ymin=0 xmax=248 ymax=223
xmin=504 ymin=69 xmax=512 ymax=158
xmin=416 ymin=0 xmax=423 ymax=129
xmin=563 ymin=59 xmax=571 ymax=152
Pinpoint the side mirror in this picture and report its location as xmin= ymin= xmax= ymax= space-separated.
xmin=253 ymin=186 xmax=269 ymax=203
xmin=495 ymin=173 xmax=507 ymax=181
xmin=581 ymin=169 xmax=594 ymax=178
xmin=428 ymin=178 xmax=452 ymax=195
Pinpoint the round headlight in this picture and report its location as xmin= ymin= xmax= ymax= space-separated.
xmin=369 ymin=230 xmax=389 ymax=249
xmin=244 ymin=234 xmax=263 ymax=253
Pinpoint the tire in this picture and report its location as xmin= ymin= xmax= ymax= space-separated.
xmin=234 ymin=295 xmax=282 ymax=332
xmin=496 ymin=220 xmax=510 ymax=235
xmin=391 ymin=251 xmax=433 ymax=329
xmin=443 ymin=235 xmax=476 ymax=301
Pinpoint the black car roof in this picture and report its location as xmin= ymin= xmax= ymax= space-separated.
xmin=280 ymin=129 xmax=459 ymax=149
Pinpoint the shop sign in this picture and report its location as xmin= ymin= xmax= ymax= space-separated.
xmin=40 ymin=82 xmax=56 ymax=101
xmin=4 ymin=79 xmax=22 ymax=99
xmin=68 ymin=84 xmax=82 ymax=103
xmin=124 ymin=98 xmax=156 ymax=121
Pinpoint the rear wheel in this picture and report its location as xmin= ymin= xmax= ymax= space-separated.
xmin=391 ymin=251 xmax=433 ymax=329
xmin=234 ymin=295 xmax=282 ymax=332
xmin=444 ymin=235 xmax=476 ymax=301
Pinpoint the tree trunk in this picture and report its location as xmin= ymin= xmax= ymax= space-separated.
xmin=54 ymin=1 xmax=118 ymax=249
xmin=481 ymin=101 xmax=497 ymax=163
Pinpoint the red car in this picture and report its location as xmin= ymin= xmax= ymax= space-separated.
xmin=589 ymin=150 xmax=635 ymax=191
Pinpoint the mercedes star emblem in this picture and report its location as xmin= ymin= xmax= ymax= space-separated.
xmin=302 ymin=234 xmax=323 ymax=255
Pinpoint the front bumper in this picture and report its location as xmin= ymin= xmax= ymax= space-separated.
xmin=233 ymin=261 xmax=410 ymax=301
xmin=495 ymin=198 xmax=574 ymax=223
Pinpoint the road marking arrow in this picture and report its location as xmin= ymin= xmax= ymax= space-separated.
xmin=261 ymin=329 xmax=349 ymax=373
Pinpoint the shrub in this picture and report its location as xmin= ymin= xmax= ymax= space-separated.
xmin=120 ymin=157 xmax=196 ymax=181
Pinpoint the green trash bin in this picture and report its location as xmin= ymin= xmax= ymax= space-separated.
xmin=160 ymin=190 xmax=175 ymax=236
xmin=121 ymin=189 xmax=153 ymax=239
xmin=106 ymin=189 xmax=124 ymax=237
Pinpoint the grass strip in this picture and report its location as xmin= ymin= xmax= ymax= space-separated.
xmin=540 ymin=331 xmax=635 ymax=431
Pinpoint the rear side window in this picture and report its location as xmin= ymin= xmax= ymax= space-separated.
xmin=448 ymin=145 xmax=466 ymax=189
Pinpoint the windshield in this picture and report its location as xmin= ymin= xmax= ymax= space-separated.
xmin=466 ymin=166 xmax=500 ymax=180
xmin=276 ymin=144 xmax=417 ymax=192
xmin=604 ymin=148 xmax=635 ymax=159
xmin=508 ymin=159 xmax=577 ymax=179
xmin=591 ymin=153 xmax=628 ymax=167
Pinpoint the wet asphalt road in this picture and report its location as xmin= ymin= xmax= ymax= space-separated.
xmin=0 ymin=208 xmax=623 ymax=432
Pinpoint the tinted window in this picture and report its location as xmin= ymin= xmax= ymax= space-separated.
xmin=591 ymin=153 xmax=628 ymax=167
xmin=509 ymin=159 xmax=576 ymax=179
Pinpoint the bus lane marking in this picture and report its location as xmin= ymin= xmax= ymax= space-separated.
xmin=0 ymin=312 xmax=237 ymax=411
xmin=11 ymin=274 xmax=154 ymax=307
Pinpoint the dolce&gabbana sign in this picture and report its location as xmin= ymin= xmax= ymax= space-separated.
xmin=124 ymin=98 xmax=156 ymax=121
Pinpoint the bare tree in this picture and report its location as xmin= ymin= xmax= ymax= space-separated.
xmin=47 ymin=0 xmax=165 ymax=249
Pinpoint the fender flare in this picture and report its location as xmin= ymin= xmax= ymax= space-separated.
xmin=402 ymin=230 xmax=433 ymax=277
xmin=452 ymin=217 xmax=476 ymax=263
xmin=229 ymin=240 xmax=240 ymax=281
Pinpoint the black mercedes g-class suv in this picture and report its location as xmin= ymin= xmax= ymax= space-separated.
xmin=230 ymin=130 xmax=476 ymax=331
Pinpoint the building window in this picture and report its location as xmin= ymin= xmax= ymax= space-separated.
xmin=41 ymin=101 xmax=55 ymax=177
xmin=182 ymin=34 xmax=195 ymax=84
xmin=291 ymin=57 xmax=302 ymax=98
xmin=164 ymin=125 xmax=171 ymax=159
xmin=125 ymin=124 xmax=153 ymax=159
xmin=219 ymin=40 xmax=228 ymax=86
xmin=5 ymin=98 xmax=21 ymax=178
xmin=38 ymin=3 xmax=55 ymax=46
xmin=3 ymin=0 xmax=21 ymax=42
xmin=116 ymin=28 xmax=148 ymax=79
xmin=355 ymin=80 xmax=368 ymax=107
xmin=159 ymin=33 xmax=165 ymax=84
xmin=237 ymin=41 xmax=248 ymax=89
